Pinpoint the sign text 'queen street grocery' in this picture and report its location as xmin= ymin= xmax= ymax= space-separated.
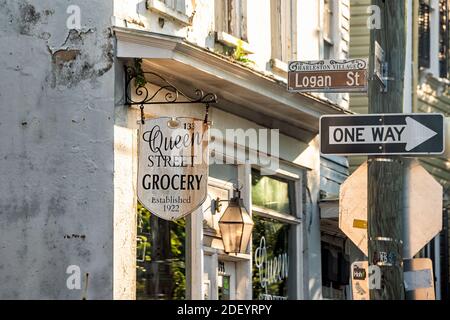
xmin=137 ymin=117 xmax=209 ymax=220
xmin=320 ymin=114 xmax=444 ymax=156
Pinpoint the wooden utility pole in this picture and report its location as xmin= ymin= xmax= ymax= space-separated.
xmin=368 ymin=0 xmax=406 ymax=299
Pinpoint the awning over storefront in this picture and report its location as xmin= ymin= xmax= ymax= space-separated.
xmin=114 ymin=27 xmax=350 ymax=142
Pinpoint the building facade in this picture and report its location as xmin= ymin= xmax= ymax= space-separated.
xmin=0 ymin=0 xmax=353 ymax=300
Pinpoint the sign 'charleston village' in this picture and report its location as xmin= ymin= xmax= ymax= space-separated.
xmin=137 ymin=117 xmax=209 ymax=220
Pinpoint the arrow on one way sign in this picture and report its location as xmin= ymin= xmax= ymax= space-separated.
xmin=320 ymin=113 xmax=444 ymax=155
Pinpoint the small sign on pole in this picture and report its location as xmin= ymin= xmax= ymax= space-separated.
xmin=404 ymin=258 xmax=435 ymax=300
xmin=351 ymin=261 xmax=382 ymax=300
xmin=288 ymin=59 xmax=368 ymax=93
xmin=374 ymin=41 xmax=387 ymax=90
xmin=351 ymin=261 xmax=370 ymax=300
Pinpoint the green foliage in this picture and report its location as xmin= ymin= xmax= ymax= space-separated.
xmin=170 ymin=218 xmax=186 ymax=300
xmin=233 ymin=39 xmax=252 ymax=64
xmin=137 ymin=203 xmax=152 ymax=263
xmin=136 ymin=202 xmax=186 ymax=300
xmin=217 ymin=40 xmax=254 ymax=65
xmin=134 ymin=58 xmax=147 ymax=87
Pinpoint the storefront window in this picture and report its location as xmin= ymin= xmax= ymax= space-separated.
xmin=251 ymin=169 xmax=295 ymax=215
xmin=136 ymin=202 xmax=186 ymax=300
xmin=252 ymin=215 xmax=289 ymax=300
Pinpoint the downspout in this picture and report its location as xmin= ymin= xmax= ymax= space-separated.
xmin=434 ymin=234 xmax=441 ymax=299
xmin=442 ymin=207 xmax=449 ymax=300
xmin=412 ymin=0 xmax=419 ymax=112
xmin=405 ymin=0 xmax=414 ymax=113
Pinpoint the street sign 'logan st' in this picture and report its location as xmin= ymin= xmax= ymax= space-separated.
xmin=288 ymin=59 xmax=368 ymax=93
xmin=320 ymin=114 xmax=444 ymax=156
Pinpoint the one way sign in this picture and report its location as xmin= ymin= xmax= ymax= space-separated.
xmin=320 ymin=113 xmax=444 ymax=156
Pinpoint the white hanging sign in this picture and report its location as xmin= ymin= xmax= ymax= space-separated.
xmin=137 ymin=117 xmax=209 ymax=220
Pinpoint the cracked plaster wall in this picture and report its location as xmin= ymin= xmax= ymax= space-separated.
xmin=0 ymin=0 xmax=115 ymax=299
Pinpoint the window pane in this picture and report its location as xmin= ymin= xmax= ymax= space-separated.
xmin=226 ymin=0 xmax=234 ymax=36
xmin=323 ymin=0 xmax=333 ymax=40
xmin=162 ymin=0 xmax=174 ymax=9
xmin=251 ymin=169 xmax=295 ymax=215
xmin=252 ymin=215 xmax=289 ymax=300
xmin=136 ymin=202 xmax=186 ymax=300
xmin=321 ymin=242 xmax=350 ymax=300
xmin=324 ymin=40 xmax=333 ymax=59
xmin=419 ymin=0 xmax=431 ymax=68
xmin=175 ymin=0 xmax=185 ymax=13
xmin=271 ymin=0 xmax=282 ymax=60
xmin=439 ymin=0 xmax=449 ymax=78
xmin=224 ymin=0 xmax=247 ymax=41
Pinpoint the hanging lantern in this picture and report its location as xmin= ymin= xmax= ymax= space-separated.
xmin=218 ymin=189 xmax=254 ymax=254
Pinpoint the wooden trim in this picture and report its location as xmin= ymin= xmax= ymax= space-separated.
xmin=203 ymin=246 xmax=252 ymax=261
xmin=146 ymin=0 xmax=192 ymax=26
xmin=252 ymin=206 xmax=301 ymax=224
xmin=186 ymin=207 xmax=204 ymax=299
xmin=273 ymin=168 xmax=300 ymax=180
xmin=208 ymin=176 xmax=235 ymax=191
xmin=270 ymin=58 xmax=288 ymax=75
xmin=270 ymin=0 xmax=296 ymax=62
xmin=236 ymin=162 xmax=253 ymax=299
xmin=216 ymin=31 xmax=254 ymax=54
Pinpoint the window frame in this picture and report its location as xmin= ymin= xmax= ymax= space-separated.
xmin=438 ymin=0 xmax=449 ymax=78
xmin=251 ymin=168 xmax=297 ymax=217
xmin=215 ymin=0 xmax=248 ymax=42
xmin=250 ymin=166 xmax=303 ymax=300
xmin=419 ymin=0 xmax=432 ymax=69
xmin=270 ymin=0 xmax=297 ymax=70
xmin=146 ymin=0 xmax=192 ymax=27
xmin=323 ymin=0 xmax=334 ymax=44
xmin=162 ymin=0 xmax=186 ymax=13
xmin=321 ymin=0 xmax=337 ymax=60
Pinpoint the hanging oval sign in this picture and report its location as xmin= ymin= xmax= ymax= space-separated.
xmin=138 ymin=117 xmax=209 ymax=220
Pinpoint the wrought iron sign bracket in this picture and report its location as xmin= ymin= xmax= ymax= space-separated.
xmin=124 ymin=66 xmax=218 ymax=124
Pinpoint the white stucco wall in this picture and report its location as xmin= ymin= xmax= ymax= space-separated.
xmin=0 ymin=0 xmax=115 ymax=299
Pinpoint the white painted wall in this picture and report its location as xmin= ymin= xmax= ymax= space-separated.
xmin=0 ymin=0 xmax=115 ymax=299
xmin=246 ymin=0 xmax=272 ymax=70
xmin=297 ymin=0 xmax=321 ymax=60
